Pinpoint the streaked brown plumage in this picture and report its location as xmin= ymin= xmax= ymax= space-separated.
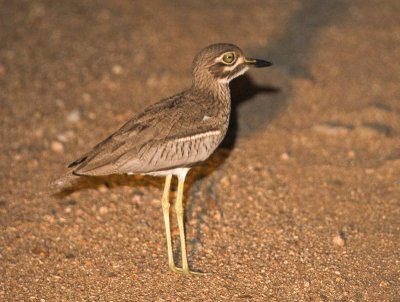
xmin=55 ymin=43 xmax=271 ymax=275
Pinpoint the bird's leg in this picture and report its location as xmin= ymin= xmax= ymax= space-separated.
xmin=175 ymin=172 xmax=189 ymax=273
xmin=161 ymin=175 xmax=178 ymax=272
xmin=174 ymin=170 xmax=205 ymax=275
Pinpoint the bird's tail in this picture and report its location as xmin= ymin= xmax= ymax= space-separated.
xmin=49 ymin=170 xmax=80 ymax=189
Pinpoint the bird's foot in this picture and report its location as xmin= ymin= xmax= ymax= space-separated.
xmin=169 ymin=264 xmax=208 ymax=276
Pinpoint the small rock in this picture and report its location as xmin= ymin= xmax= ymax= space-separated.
xmin=82 ymin=93 xmax=92 ymax=103
xmin=220 ymin=176 xmax=229 ymax=188
xmin=64 ymin=207 xmax=72 ymax=214
xmin=34 ymin=127 xmax=44 ymax=138
xmin=112 ymin=64 xmax=123 ymax=75
xmin=365 ymin=168 xmax=375 ymax=174
xmin=28 ymin=159 xmax=39 ymax=169
xmin=98 ymin=206 xmax=108 ymax=215
xmin=132 ymin=190 xmax=143 ymax=203
xmin=32 ymin=246 xmax=47 ymax=257
xmin=57 ymin=130 xmax=75 ymax=143
xmin=107 ymin=271 xmax=118 ymax=278
xmin=312 ymin=122 xmax=352 ymax=136
xmin=59 ymin=217 xmax=67 ymax=223
xmin=65 ymin=253 xmax=75 ymax=259
xmin=347 ymin=150 xmax=355 ymax=159
xmin=332 ymin=234 xmax=345 ymax=247
xmin=55 ymin=98 xmax=65 ymax=108
xmin=51 ymin=141 xmax=64 ymax=153
xmin=280 ymin=152 xmax=290 ymax=161
xmin=98 ymin=184 xmax=108 ymax=193
xmin=213 ymin=210 xmax=222 ymax=221
xmin=67 ymin=109 xmax=80 ymax=123
xmin=88 ymin=112 xmax=96 ymax=120
xmin=43 ymin=215 xmax=55 ymax=223
xmin=151 ymin=198 xmax=160 ymax=206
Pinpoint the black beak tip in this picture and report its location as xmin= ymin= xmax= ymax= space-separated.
xmin=254 ymin=59 xmax=272 ymax=68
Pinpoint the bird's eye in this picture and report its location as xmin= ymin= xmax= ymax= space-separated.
xmin=222 ymin=52 xmax=236 ymax=64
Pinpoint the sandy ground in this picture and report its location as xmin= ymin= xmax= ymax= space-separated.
xmin=1 ymin=0 xmax=400 ymax=301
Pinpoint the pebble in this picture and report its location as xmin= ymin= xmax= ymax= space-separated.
xmin=213 ymin=210 xmax=222 ymax=221
xmin=332 ymin=234 xmax=345 ymax=247
xmin=151 ymin=198 xmax=160 ymax=206
xmin=312 ymin=123 xmax=352 ymax=136
xmin=34 ymin=127 xmax=44 ymax=138
xmin=55 ymin=98 xmax=65 ymax=108
xmin=347 ymin=150 xmax=355 ymax=159
xmin=82 ymin=93 xmax=92 ymax=103
xmin=64 ymin=207 xmax=72 ymax=213
xmin=51 ymin=141 xmax=64 ymax=153
xmin=65 ymin=253 xmax=75 ymax=259
xmin=98 ymin=206 xmax=109 ymax=215
xmin=280 ymin=152 xmax=290 ymax=161
xmin=220 ymin=176 xmax=229 ymax=188
xmin=88 ymin=111 xmax=96 ymax=120
xmin=32 ymin=246 xmax=47 ymax=257
xmin=42 ymin=215 xmax=55 ymax=223
xmin=112 ymin=64 xmax=123 ymax=75
xmin=67 ymin=109 xmax=80 ymax=123
xmin=57 ymin=130 xmax=75 ymax=142
xmin=98 ymin=184 xmax=108 ymax=193
xmin=365 ymin=168 xmax=375 ymax=174
xmin=132 ymin=190 xmax=143 ymax=203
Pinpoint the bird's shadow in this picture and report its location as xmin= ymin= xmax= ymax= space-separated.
xmin=183 ymin=75 xmax=282 ymax=267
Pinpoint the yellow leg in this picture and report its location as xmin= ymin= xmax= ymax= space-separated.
xmin=161 ymin=175 xmax=179 ymax=272
xmin=174 ymin=169 xmax=205 ymax=275
xmin=175 ymin=172 xmax=189 ymax=273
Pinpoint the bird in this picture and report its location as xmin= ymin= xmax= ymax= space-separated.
xmin=54 ymin=43 xmax=272 ymax=275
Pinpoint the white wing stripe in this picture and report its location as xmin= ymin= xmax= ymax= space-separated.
xmin=174 ymin=130 xmax=221 ymax=143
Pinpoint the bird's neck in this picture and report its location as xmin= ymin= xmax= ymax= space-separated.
xmin=192 ymin=77 xmax=231 ymax=130
xmin=192 ymin=74 xmax=231 ymax=104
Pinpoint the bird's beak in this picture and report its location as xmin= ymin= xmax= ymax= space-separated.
xmin=244 ymin=58 xmax=272 ymax=68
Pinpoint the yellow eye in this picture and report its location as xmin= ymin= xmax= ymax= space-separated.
xmin=222 ymin=52 xmax=236 ymax=64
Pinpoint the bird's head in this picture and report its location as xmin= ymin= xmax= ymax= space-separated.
xmin=192 ymin=43 xmax=272 ymax=87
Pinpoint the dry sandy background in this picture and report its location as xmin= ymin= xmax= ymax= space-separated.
xmin=1 ymin=0 xmax=400 ymax=301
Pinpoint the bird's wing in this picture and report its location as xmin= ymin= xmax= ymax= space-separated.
xmin=69 ymin=92 xmax=218 ymax=176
